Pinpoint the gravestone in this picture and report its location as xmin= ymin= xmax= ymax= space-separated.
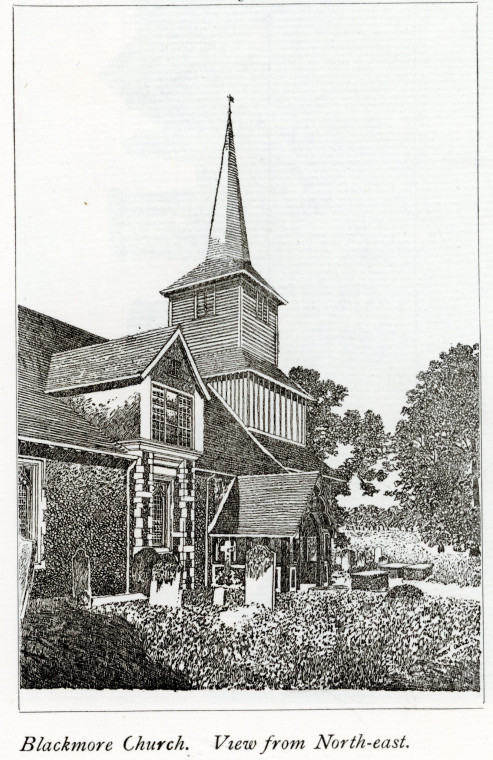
xmin=374 ymin=546 xmax=383 ymax=564
xmin=341 ymin=551 xmax=351 ymax=572
xmin=131 ymin=547 xmax=160 ymax=596
xmin=245 ymin=545 xmax=276 ymax=610
xmin=149 ymin=554 xmax=182 ymax=608
xmin=213 ymin=587 xmax=225 ymax=606
xmin=72 ymin=548 xmax=91 ymax=606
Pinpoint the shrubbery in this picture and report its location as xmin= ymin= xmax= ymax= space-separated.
xmin=100 ymin=591 xmax=480 ymax=691
xmin=429 ymin=554 xmax=481 ymax=588
xmin=345 ymin=530 xmax=481 ymax=587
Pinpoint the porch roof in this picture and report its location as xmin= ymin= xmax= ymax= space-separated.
xmin=210 ymin=471 xmax=321 ymax=537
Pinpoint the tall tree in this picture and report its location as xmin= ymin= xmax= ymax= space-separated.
xmin=288 ymin=367 xmax=391 ymax=496
xmin=288 ymin=367 xmax=347 ymax=460
xmin=393 ymin=343 xmax=480 ymax=547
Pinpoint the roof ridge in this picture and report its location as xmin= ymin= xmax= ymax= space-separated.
xmin=50 ymin=325 xmax=175 ymax=361
xmin=18 ymin=304 xmax=107 ymax=343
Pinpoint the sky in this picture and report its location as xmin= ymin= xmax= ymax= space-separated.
xmin=14 ymin=4 xmax=479 ymax=431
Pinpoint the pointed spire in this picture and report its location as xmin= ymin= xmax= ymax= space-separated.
xmin=206 ymin=96 xmax=250 ymax=262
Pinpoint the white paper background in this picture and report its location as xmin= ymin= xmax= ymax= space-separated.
xmin=1 ymin=0 xmax=492 ymax=757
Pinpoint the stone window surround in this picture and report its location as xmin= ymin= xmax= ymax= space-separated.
xmin=17 ymin=456 xmax=46 ymax=568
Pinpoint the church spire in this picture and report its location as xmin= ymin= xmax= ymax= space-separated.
xmin=206 ymin=96 xmax=250 ymax=262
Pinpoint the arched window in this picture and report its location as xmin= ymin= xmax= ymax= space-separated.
xmin=150 ymin=481 xmax=170 ymax=547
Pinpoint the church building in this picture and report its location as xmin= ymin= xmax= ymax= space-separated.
xmin=18 ymin=100 xmax=345 ymax=603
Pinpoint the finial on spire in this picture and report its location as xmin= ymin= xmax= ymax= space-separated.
xmin=227 ymin=94 xmax=234 ymax=113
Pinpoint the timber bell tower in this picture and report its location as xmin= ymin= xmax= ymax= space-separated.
xmin=161 ymin=98 xmax=311 ymax=446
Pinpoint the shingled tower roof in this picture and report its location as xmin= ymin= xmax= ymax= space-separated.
xmin=161 ymin=98 xmax=286 ymax=304
xmin=207 ymin=96 xmax=250 ymax=262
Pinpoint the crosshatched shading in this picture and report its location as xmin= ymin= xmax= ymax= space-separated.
xmin=18 ymin=99 xmax=480 ymax=692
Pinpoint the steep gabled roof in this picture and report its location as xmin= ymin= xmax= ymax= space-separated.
xmin=46 ymin=326 xmax=210 ymax=399
xmin=211 ymin=471 xmax=320 ymax=536
xmin=18 ymin=306 xmax=129 ymax=456
xmin=196 ymin=389 xmax=283 ymax=476
xmin=250 ymin=432 xmax=345 ymax=482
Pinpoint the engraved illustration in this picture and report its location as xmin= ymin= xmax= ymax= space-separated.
xmin=16 ymin=8 xmax=480 ymax=694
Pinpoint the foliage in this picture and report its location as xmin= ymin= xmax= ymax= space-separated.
xmin=428 ymin=554 xmax=481 ymax=588
xmin=344 ymin=505 xmax=395 ymax=531
xmin=393 ymin=344 xmax=480 ymax=547
xmin=67 ymin=392 xmax=141 ymax=442
xmin=152 ymin=554 xmax=182 ymax=589
xmin=338 ymin=410 xmax=392 ymax=495
xmin=345 ymin=529 xmax=434 ymax=565
xmin=33 ymin=461 xmax=127 ymax=598
xmin=245 ymin=544 xmax=274 ymax=580
xmin=102 ymin=591 xmax=480 ymax=691
xmin=288 ymin=368 xmax=391 ymax=497
xmin=288 ymin=367 xmax=347 ymax=460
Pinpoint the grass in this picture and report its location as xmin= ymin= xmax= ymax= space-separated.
xmin=99 ymin=590 xmax=480 ymax=691
xmin=21 ymin=598 xmax=190 ymax=690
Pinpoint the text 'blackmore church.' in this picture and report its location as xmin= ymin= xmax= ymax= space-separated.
xmin=18 ymin=102 xmax=345 ymax=604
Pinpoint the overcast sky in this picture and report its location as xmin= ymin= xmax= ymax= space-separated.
xmin=14 ymin=4 xmax=478 ymax=430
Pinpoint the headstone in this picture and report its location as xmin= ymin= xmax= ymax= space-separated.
xmin=131 ymin=547 xmax=160 ymax=595
xmin=72 ymin=548 xmax=91 ymax=606
xmin=374 ymin=546 xmax=383 ymax=564
xmin=341 ymin=551 xmax=350 ymax=572
xmin=149 ymin=555 xmax=182 ymax=608
xmin=245 ymin=545 xmax=276 ymax=610
xmin=213 ymin=587 xmax=225 ymax=606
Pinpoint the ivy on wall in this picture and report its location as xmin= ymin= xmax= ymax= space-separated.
xmin=67 ymin=392 xmax=140 ymax=442
xmin=32 ymin=460 xmax=127 ymax=598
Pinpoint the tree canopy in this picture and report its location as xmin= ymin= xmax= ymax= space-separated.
xmin=392 ymin=343 xmax=480 ymax=547
xmin=288 ymin=367 xmax=391 ymax=497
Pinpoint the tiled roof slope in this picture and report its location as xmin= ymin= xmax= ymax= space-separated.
xmin=46 ymin=326 xmax=176 ymax=393
xmin=212 ymin=471 xmax=319 ymax=536
xmin=160 ymin=258 xmax=285 ymax=304
xmin=194 ymin=348 xmax=310 ymax=398
xmin=251 ymin=432 xmax=345 ymax=482
xmin=196 ymin=392 xmax=281 ymax=476
xmin=18 ymin=306 xmax=126 ymax=454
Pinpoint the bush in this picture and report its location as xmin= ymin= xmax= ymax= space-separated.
xmin=429 ymin=554 xmax=481 ymax=587
xmin=387 ymin=584 xmax=424 ymax=602
xmin=100 ymin=590 xmax=480 ymax=691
